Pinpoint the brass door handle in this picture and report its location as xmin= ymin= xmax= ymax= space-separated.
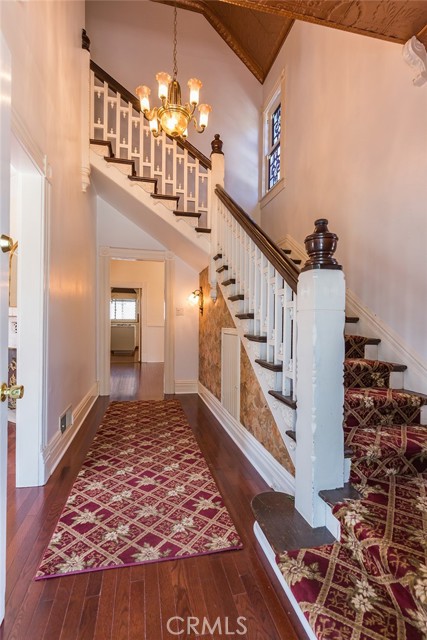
xmin=1 ymin=383 xmax=24 ymax=402
xmin=0 ymin=235 xmax=14 ymax=253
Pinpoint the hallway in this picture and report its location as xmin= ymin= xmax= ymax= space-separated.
xmin=1 ymin=365 xmax=304 ymax=639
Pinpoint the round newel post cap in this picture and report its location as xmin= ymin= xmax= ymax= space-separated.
xmin=82 ymin=29 xmax=91 ymax=52
xmin=211 ymin=134 xmax=224 ymax=155
xmin=302 ymin=218 xmax=342 ymax=272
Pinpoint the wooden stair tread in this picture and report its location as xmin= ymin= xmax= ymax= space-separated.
xmin=229 ymin=294 xmax=244 ymax=302
xmin=291 ymin=258 xmax=302 ymax=265
xmin=236 ymin=313 xmax=253 ymax=319
xmin=196 ymin=228 xmax=211 ymax=233
xmin=105 ymin=156 xmax=136 ymax=175
xmin=150 ymin=193 xmax=179 ymax=202
xmin=268 ymin=391 xmax=297 ymax=409
xmin=344 ymin=358 xmax=407 ymax=373
xmin=285 ymin=430 xmax=352 ymax=458
xmin=222 ymin=278 xmax=236 ymax=286
xmin=255 ymin=359 xmax=282 ymax=372
xmin=251 ymin=492 xmax=335 ymax=554
xmin=216 ymin=265 xmax=228 ymax=273
xmin=128 ymin=175 xmax=157 ymax=186
xmin=345 ymin=316 xmax=359 ymax=323
xmin=244 ymin=334 xmax=267 ymax=343
xmin=90 ymin=138 xmax=114 ymax=157
xmin=173 ymin=210 xmax=201 ymax=218
xmin=319 ymin=483 xmax=362 ymax=507
xmin=213 ymin=253 xmax=222 ymax=261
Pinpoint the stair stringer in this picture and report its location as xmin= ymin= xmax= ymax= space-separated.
xmin=217 ymin=280 xmax=298 ymax=471
xmin=90 ymin=149 xmax=210 ymax=272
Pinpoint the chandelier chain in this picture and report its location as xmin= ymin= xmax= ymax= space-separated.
xmin=173 ymin=5 xmax=178 ymax=79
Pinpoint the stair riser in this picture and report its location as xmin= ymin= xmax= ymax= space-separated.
xmin=129 ymin=181 xmax=156 ymax=194
xmin=107 ymin=162 xmax=133 ymax=177
xmin=345 ymin=403 xmax=422 ymax=428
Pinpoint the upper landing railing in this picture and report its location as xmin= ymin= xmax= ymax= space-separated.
xmin=90 ymin=60 xmax=211 ymax=218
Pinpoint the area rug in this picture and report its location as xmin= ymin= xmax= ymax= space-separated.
xmin=36 ymin=400 xmax=242 ymax=580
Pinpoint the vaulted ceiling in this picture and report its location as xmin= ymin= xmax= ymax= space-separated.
xmin=151 ymin=0 xmax=427 ymax=83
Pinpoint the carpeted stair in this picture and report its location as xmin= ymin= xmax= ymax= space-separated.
xmin=277 ymin=332 xmax=427 ymax=639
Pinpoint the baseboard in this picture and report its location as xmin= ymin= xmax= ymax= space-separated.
xmin=42 ymin=381 xmax=99 ymax=480
xmin=254 ymin=522 xmax=316 ymax=640
xmin=198 ymin=383 xmax=295 ymax=494
xmin=175 ymin=380 xmax=198 ymax=394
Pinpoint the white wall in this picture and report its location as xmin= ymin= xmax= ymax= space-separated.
xmin=2 ymin=1 xmax=98 ymax=449
xmin=86 ymin=0 xmax=261 ymax=216
xmin=97 ymin=197 xmax=199 ymax=383
xmin=261 ymin=21 xmax=427 ymax=367
xmin=110 ymin=259 xmax=165 ymax=362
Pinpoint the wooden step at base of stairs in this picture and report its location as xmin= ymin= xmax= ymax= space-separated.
xmin=251 ymin=492 xmax=335 ymax=555
xmin=105 ymin=156 xmax=136 ymax=176
xmin=90 ymin=138 xmax=114 ymax=157
xmin=229 ymin=294 xmax=244 ymax=302
xmin=255 ymin=359 xmax=282 ymax=372
xmin=319 ymin=483 xmax=362 ymax=507
xmin=268 ymin=391 xmax=297 ymax=409
xmin=222 ymin=278 xmax=235 ymax=286
xmin=236 ymin=312 xmax=254 ymax=320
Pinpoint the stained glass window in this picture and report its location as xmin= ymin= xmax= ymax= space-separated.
xmin=268 ymin=103 xmax=281 ymax=190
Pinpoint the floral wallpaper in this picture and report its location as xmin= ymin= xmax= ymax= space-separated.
xmin=199 ymin=268 xmax=294 ymax=475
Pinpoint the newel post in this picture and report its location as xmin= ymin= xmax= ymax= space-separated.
xmin=208 ymin=134 xmax=224 ymax=301
xmin=294 ymin=219 xmax=345 ymax=528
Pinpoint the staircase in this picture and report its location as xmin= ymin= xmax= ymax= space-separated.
xmin=88 ymin=61 xmax=211 ymax=271
xmin=262 ymin=325 xmax=427 ymax=639
xmin=84 ymin=52 xmax=427 ymax=640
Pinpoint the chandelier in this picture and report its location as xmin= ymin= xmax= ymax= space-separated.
xmin=136 ymin=6 xmax=211 ymax=139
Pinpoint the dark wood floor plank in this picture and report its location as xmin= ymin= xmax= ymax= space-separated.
xmin=111 ymin=568 xmax=130 ymax=640
xmin=42 ymin=577 xmax=75 ymax=640
xmin=59 ymin=574 xmax=90 ymax=640
xmin=129 ymin=580 xmax=145 ymax=640
xmin=93 ymin=569 xmax=117 ymax=640
xmin=2 ymin=365 xmax=305 ymax=640
xmin=143 ymin=563 xmax=162 ymax=640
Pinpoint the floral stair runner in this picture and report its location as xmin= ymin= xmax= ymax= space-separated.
xmin=277 ymin=339 xmax=427 ymax=639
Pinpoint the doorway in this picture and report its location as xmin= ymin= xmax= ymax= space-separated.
xmin=98 ymin=248 xmax=174 ymax=396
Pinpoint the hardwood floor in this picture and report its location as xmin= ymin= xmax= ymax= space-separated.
xmin=1 ymin=364 xmax=306 ymax=639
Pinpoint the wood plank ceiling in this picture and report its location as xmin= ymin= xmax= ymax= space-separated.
xmin=151 ymin=0 xmax=427 ymax=83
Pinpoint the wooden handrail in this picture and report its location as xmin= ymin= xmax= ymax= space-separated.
xmin=215 ymin=185 xmax=299 ymax=293
xmin=90 ymin=60 xmax=212 ymax=170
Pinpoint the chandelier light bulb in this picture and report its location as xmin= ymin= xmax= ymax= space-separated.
xmin=135 ymin=85 xmax=151 ymax=112
xmin=198 ymin=104 xmax=212 ymax=129
xmin=187 ymin=78 xmax=202 ymax=105
xmin=156 ymin=72 xmax=172 ymax=100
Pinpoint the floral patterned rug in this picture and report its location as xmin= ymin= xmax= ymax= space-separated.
xmin=36 ymin=400 xmax=242 ymax=580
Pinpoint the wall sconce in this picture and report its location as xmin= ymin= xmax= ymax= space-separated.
xmin=188 ymin=288 xmax=204 ymax=315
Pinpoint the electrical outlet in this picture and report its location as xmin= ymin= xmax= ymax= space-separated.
xmin=59 ymin=406 xmax=72 ymax=434
xmin=60 ymin=414 xmax=67 ymax=434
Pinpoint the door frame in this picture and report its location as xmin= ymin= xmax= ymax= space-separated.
xmin=98 ymin=247 xmax=175 ymax=395
xmin=10 ymin=132 xmax=48 ymax=488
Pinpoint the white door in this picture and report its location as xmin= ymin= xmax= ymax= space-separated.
xmin=0 ymin=32 xmax=12 ymax=625
xmin=221 ymin=328 xmax=240 ymax=421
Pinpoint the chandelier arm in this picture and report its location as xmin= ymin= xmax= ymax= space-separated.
xmin=191 ymin=116 xmax=206 ymax=134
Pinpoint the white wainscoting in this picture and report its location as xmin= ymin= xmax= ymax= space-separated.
xmin=198 ymin=383 xmax=294 ymax=494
